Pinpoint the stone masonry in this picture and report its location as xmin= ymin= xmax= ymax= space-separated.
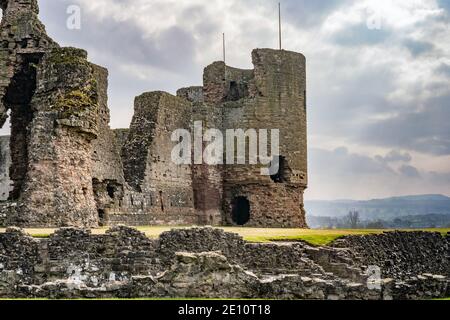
xmin=0 ymin=0 xmax=308 ymax=228
xmin=0 ymin=227 xmax=448 ymax=299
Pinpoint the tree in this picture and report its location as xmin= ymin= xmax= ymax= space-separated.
xmin=347 ymin=210 xmax=360 ymax=229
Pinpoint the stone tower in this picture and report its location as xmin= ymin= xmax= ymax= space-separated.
xmin=200 ymin=49 xmax=308 ymax=228
xmin=0 ymin=0 xmax=103 ymax=227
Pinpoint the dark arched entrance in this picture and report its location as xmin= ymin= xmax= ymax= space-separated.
xmin=231 ymin=196 xmax=250 ymax=225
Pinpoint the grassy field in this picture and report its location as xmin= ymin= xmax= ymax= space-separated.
xmin=0 ymin=226 xmax=448 ymax=246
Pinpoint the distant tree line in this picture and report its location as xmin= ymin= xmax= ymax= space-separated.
xmin=307 ymin=211 xmax=450 ymax=229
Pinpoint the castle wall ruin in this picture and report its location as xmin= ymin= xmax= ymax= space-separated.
xmin=0 ymin=227 xmax=448 ymax=299
xmin=0 ymin=0 xmax=308 ymax=228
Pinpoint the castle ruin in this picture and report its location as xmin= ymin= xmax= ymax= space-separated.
xmin=0 ymin=0 xmax=308 ymax=228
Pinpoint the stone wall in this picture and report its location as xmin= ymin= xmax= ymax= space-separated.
xmin=90 ymin=65 xmax=126 ymax=225
xmin=6 ymin=48 xmax=101 ymax=227
xmin=332 ymin=231 xmax=450 ymax=279
xmin=0 ymin=0 xmax=57 ymax=202
xmin=117 ymin=92 xmax=197 ymax=225
xmin=0 ymin=1 xmax=101 ymax=227
xmin=0 ymin=136 xmax=11 ymax=201
xmin=0 ymin=227 xmax=448 ymax=299
xmin=0 ymin=0 xmax=57 ymax=129
xmin=216 ymin=49 xmax=308 ymax=228
xmin=188 ymin=101 xmax=224 ymax=225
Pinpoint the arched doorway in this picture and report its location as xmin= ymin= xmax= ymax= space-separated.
xmin=231 ymin=196 xmax=250 ymax=225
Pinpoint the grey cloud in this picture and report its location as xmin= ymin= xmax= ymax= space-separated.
xmin=283 ymin=0 xmax=348 ymax=28
xmin=399 ymin=165 xmax=421 ymax=178
xmin=310 ymin=147 xmax=394 ymax=176
xmin=308 ymin=60 xmax=397 ymax=138
xmin=438 ymin=0 xmax=450 ymax=12
xmin=376 ymin=150 xmax=412 ymax=163
xmin=45 ymin=2 xmax=196 ymax=73
xmin=308 ymin=147 xmax=450 ymax=199
xmin=427 ymin=171 xmax=450 ymax=185
xmin=403 ymin=39 xmax=435 ymax=57
xmin=359 ymin=94 xmax=450 ymax=155
xmin=437 ymin=63 xmax=450 ymax=77
xmin=331 ymin=23 xmax=391 ymax=47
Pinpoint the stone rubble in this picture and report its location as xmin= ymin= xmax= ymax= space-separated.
xmin=0 ymin=227 xmax=448 ymax=300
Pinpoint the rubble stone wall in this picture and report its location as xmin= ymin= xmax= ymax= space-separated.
xmin=0 ymin=227 xmax=448 ymax=299
xmin=6 ymin=48 xmax=101 ymax=227
xmin=332 ymin=231 xmax=450 ymax=279
xmin=118 ymin=92 xmax=197 ymax=225
xmin=0 ymin=2 xmax=100 ymax=227
xmin=90 ymin=65 xmax=126 ymax=225
xmin=0 ymin=136 xmax=11 ymax=201
xmin=188 ymin=100 xmax=224 ymax=225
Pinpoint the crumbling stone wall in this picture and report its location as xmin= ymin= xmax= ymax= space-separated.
xmin=117 ymin=92 xmax=197 ymax=225
xmin=0 ymin=1 xmax=105 ymax=227
xmin=90 ymin=65 xmax=126 ymax=226
xmin=0 ymin=0 xmax=57 ymax=201
xmin=332 ymin=231 xmax=450 ymax=279
xmin=185 ymin=92 xmax=224 ymax=226
xmin=0 ymin=0 xmax=57 ymax=125
xmin=0 ymin=227 xmax=448 ymax=299
xmin=11 ymin=47 xmax=101 ymax=227
xmin=0 ymin=135 xmax=11 ymax=201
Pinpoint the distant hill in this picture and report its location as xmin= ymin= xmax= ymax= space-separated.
xmin=305 ymin=194 xmax=450 ymax=220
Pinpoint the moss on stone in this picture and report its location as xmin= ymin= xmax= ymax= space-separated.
xmin=54 ymin=80 xmax=98 ymax=118
xmin=41 ymin=47 xmax=99 ymax=119
xmin=47 ymin=47 xmax=87 ymax=66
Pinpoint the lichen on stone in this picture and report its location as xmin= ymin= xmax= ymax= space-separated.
xmin=47 ymin=47 xmax=87 ymax=66
xmin=43 ymin=47 xmax=99 ymax=118
xmin=55 ymin=81 xmax=98 ymax=118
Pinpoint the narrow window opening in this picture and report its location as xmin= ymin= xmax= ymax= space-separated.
xmin=159 ymin=191 xmax=164 ymax=212
xmin=270 ymin=155 xmax=287 ymax=183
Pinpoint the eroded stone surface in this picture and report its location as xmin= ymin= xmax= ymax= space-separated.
xmin=0 ymin=227 xmax=448 ymax=299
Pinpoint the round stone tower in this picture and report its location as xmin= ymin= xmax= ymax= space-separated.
xmin=202 ymin=48 xmax=308 ymax=228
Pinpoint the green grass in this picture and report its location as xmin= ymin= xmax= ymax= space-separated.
xmin=257 ymin=235 xmax=347 ymax=246
xmin=0 ymin=227 xmax=448 ymax=246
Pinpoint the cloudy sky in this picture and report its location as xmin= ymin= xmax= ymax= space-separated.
xmin=3 ymin=0 xmax=450 ymax=200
